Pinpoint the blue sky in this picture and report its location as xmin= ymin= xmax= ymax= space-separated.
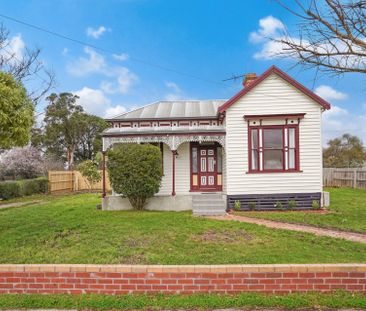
xmin=1 ymin=0 xmax=365 ymax=143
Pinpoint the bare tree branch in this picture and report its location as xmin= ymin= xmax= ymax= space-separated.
xmin=0 ymin=23 xmax=55 ymax=105
xmin=273 ymin=0 xmax=366 ymax=75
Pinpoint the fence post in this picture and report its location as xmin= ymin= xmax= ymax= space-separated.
xmin=353 ymin=168 xmax=357 ymax=189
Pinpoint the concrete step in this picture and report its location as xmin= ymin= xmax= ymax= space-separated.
xmin=193 ymin=210 xmax=227 ymax=216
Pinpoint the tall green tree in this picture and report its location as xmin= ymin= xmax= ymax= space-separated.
xmin=43 ymin=92 xmax=83 ymax=169
xmin=0 ymin=72 xmax=34 ymax=149
xmin=323 ymin=133 xmax=366 ymax=168
xmin=74 ymin=114 xmax=108 ymax=162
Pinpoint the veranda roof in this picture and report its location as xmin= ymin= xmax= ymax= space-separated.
xmin=106 ymin=100 xmax=226 ymax=121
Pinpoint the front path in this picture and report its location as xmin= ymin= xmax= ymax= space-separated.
xmin=209 ymin=215 xmax=366 ymax=244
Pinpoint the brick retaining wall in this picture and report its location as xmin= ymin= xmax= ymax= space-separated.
xmin=0 ymin=264 xmax=365 ymax=294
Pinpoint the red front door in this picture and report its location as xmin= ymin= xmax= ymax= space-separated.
xmin=198 ymin=146 xmax=217 ymax=190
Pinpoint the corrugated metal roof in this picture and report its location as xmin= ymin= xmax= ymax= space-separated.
xmin=107 ymin=100 xmax=226 ymax=120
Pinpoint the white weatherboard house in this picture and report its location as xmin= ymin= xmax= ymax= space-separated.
xmin=101 ymin=66 xmax=331 ymax=215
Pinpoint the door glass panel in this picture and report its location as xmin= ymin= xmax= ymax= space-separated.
xmin=201 ymin=176 xmax=207 ymax=185
xmin=208 ymin=157 xmax=214 ymax=172
xmin=192 ymin=147 xmax=198 ymax=173
xmin=263 ymin=150 xmax=283 ymax=169
xmin=263 ymin=129 xmax=283 ymax=148
xmin=201 ymin=158 xmax=206 ymax=172
xmin=208 ymin=149 xmax=214 ymax=156
xmin=208 ymin=176 xmax=214 ymax=185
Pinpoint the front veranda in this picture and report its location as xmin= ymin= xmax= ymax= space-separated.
xmin=101 ymin=134 xmax=226 ymax=211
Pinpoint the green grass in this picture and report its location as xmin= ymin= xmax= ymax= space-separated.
xmin=0 ymin=193 xmax=365 ymax=264
xmin=0 ymin=291 xmax=365 ymax=309
xmin=242 ymin=188 xmax=366 ymax=234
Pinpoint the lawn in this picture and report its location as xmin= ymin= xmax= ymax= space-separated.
xmin=0 ymin=291 xmax=365 ymax=309
xmin=242 ymin=187 xmax=366 ymax=234
xmin=0 ymin=193 xmax=365 ymax=264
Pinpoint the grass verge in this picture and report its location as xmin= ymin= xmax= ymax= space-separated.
xmin=0 ymin=291 xmax=365 ymax=309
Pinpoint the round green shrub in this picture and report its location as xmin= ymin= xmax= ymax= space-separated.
xmin=107 ymin=144 xmax=163 ymax=210
xmin=0 ymin=181 xmax=22 ymax=200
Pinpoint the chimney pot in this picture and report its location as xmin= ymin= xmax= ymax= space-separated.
xmin=243 ymin=73 xmax=257 ymax=87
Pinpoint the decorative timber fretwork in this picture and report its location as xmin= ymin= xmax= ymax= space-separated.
xmin=102 ymin=134 xmax=226 ymax=151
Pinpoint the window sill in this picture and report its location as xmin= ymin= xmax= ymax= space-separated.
xmin=246 ymin=170 xmax=303 ymax=174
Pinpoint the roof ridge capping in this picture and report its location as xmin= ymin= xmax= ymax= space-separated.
xmin=218 ymin=65 xmax=331 ymax=114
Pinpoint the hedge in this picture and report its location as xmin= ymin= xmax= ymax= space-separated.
xmin=0 ymin=177 xmax=48 ymax=200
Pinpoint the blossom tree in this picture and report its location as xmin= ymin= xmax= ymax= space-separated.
xmin=0 ymin=146 xmax=44 ymax=179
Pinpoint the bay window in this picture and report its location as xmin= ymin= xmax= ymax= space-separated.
xmin=249 ymin=125 xmax=299 ymax=172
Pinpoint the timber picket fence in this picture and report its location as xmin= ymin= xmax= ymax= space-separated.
xmin=48 ymin=170 xmax=111 ymax=194
xmin=323 ymin=168 xmax=366 ymax=189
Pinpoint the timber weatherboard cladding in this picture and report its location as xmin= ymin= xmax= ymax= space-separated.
xmin=225 ymin=73 xmax=323 ymax=195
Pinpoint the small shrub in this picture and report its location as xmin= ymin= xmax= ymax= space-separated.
xmin=312 ymin=200 xmax=320 ymax=209
xmin=274 ymin=201 xmax=283 ymax=209
xmin=107 ymin=144 xmax=163 ymax=210
xmin=0 ymin=181 xmax=22 ymax=200
xmin=78 ymin=160 xmax=101 ymax=191
xmin=234 ymin=200 xmax=241 ymax=211
xmin=288 ymin=199 xmax=297 ymax=209
xmin=248 ymin=201 xmax=256 ymax=211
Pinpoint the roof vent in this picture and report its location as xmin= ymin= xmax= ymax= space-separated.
xmin=243 ymin=73 xmax=257 ymax=88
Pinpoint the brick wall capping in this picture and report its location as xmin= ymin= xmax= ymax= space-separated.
xmin=0 ymin=263 xmax=365 ymax=273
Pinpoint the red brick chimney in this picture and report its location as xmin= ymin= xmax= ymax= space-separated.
xmin=243 ymin=73 xmax=257 ymax=88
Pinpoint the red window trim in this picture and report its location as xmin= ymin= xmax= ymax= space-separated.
xmin=248 ymin=124 xmax=300 ymax=173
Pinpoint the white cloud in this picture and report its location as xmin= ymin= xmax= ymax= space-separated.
xmin=67 ymin=48 xmax=138 ymax=94
xmin=0 ymin=34 xmax=25 ymax=63
xmin=362 ymin=102 xmax=366 ymax=110
xmin=62 ymin=47 xmax=69 ymax=55
xmin=86 ymin=26 xmax=110 ymax=39
xmin=67 ymin=47 xmax=106 ymax=76
xmin=164 ymin=81 xmax=183 ymax=100
xmin=315 ymin=85 xmax=348 ymax=101
xmin=74 ymin=87 xmax=111 ymax=115
xmin=74 ymin=86 xmax=128 ymax=119
xmin=249 ymin=16 xmax=285 ymax=43
xmin=100 ymin=67 xmax=138 ymax=94
xmin=322 ymin=105 xmax=366 ymax=145
xmin=104 ymin=105 xmax=127 ymax=118
xmin=113 ymin=53 xmax=129 ymax=61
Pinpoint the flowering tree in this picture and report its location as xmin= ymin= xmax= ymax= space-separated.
xmin=0 ymin=146 xmax=44 ymax=179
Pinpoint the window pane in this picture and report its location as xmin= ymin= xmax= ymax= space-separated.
xmin=289 ymin=149 xmax=295 ymax=169
xmin=192 ymin=147 xmax=198 ymax=173
xmin=251 ymin=129 xmax=258 ymax=148
xmin=289 ymin=128 xmax=296 ymax=148
xmin=217 ymin=147 xmax=222 ymax=173
xmin=263 ymin=150 xmax=283 ymax=170
xmin=251 ymin=150 xmax=258 ymax=170
xmin=263 ymin=129 xmax=283 ymax=148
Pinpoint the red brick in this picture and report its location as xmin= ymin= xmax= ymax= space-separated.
xmin=291 ymin=278 xmax=307 ymax=284
xmin=314 ymin=284 xmax=330 ymax=290
xmin=193 ymin=279 xmax=209 ymax=284
xmin=167 ymin=285 xmax=183 ymax=290
xmin=161 ymin=279 xmax=177 ymax=284
xmin=29 ymin=283 xmax=43 ymax=289
xmin=333 ymin=272 xmax=349 ymax=277
xmin=325 ymin=278 xmax=342 ymax=284
xmin=342 ymin=278 xmax=358 ymax=284
xmin=145 ymin=279 xmax=160 ymax=284
xmin=266 ymin=273 xmax=282 ymax=278
xmin=308 ymin=278 xmax=323 ymax=284
xmin=97 ymin=279 xmax=113 ymax=284
xmin=347 ymin=285 xmax=364 ymax=290
xmin=129 ymin=279 xmax=145 ymax=284
xmin=259 ymin=279 xmax=275 ymax=284
xmin=242 ymin=278 xmax=259 ymax=284
xmin=283 ymin=272 xmax=298 ymax=278
xmin=232 ymin=284 xmax=249 ymax=290
xmin=299 ymin=273 xmax=315 ymax=278
xmin=170 ymin=273 xmax=186 ymax=278
xmin=211 ymin=279 xmax=226 ymax=284
xmin=247 ymin=284 xmax=265 ymax=290
xmin=275 ymin=279 xmax=292 ymax=284
xmin=81 ymin=278 xmax=96 ymax=284
xmin=75 ymin=273 xmax=90 ymax=278
xmin=349 ymin=272 xmax=365 ymax=278
xmin=177 ymin=279 xmax=193 ymax=284
xmin=113 ymin=279 xmax=129 ymax=284
xmin=315 ymin=272 xmax=332 ymax=278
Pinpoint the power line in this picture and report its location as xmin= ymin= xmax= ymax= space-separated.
xmin=0 ymin=12 xmax=235 ymax=88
